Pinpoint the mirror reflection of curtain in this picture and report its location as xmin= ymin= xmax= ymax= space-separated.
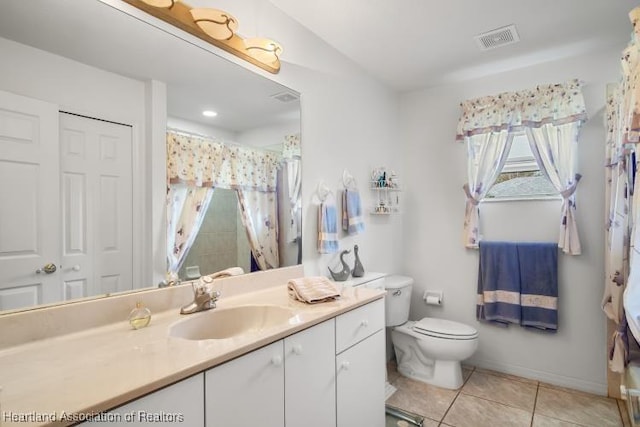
xmin=166 ymin=130 xmax=283 ymax=274
xmin=166 ymin=132 xmax=227 ymax=277
xmin=283 ymin=134 xmax=302 ymax=242
xmin=236 ymin=189 xmax=279 ymax=270
xmin=167 ymin=184 xmax=214 ymax=276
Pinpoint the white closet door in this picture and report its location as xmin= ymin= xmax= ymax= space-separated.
xmin=59 ymin=113 xmax=133 ymax=299
xmin=0 ymin=90 xmax=60 ymax=310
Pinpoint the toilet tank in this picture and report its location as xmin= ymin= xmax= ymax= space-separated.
xmin=384 ymin=275 xmax=414 ymax=327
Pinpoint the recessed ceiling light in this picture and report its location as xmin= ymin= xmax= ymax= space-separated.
xmin=202 ymin=110 xmax=218 ymax=117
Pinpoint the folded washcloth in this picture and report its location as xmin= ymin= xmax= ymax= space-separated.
xmin=342 ymin=189 xmax=364 ymax=235
xmin=288 ymin=276 xmax=341 ymax=304
xmin=318 ymin=193 xmax=339 ymax=253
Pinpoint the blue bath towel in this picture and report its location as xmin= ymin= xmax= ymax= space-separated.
xmin=317 ymin=194 xmax=339 ymax=254
xmin=517 ymin=242 xmax=558 ymax=331
xmin=342 ymin=189 xmax=364 ymax=235
xmin=477 ymin=241 xmax=521 ymax=326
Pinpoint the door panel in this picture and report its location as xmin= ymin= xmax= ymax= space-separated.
xmin=60 ymin=113 xmax=133 ymax=298
xmin=0 ymin=90 xmax=59 ymax=310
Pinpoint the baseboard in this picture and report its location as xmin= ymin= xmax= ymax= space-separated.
xmin=467 ymin=357 xmax=608 ymax=396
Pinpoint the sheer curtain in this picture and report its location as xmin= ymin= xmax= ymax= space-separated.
xmin=526 ymin=123 xmax=582 ymax=255
xmin=462 ymin=131 xmax=514 ymax=248
xmin=456 ymin=79 xmax=588 ymax=252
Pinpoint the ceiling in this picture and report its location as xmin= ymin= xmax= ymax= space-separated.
xmin=269 ymin=0 xmax=638 ymax=91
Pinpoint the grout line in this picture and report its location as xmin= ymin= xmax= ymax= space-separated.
xmin=530 ymin=383 xmax=539 ymax=427
xmin=438 ymin=368 xmax=475 ymax=424
xmin=439 ymin=387 xmax=461 ymax=424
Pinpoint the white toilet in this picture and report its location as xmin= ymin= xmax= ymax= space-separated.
xmin=385 ymin=275 xmax=478 ymax=390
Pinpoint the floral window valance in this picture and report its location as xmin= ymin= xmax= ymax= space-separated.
xmin=166 ymin=131 xmax=282 ymax=192
xmin=283 ymin=133 xmax=301 ymax=159
xmin=455 ymin=79 xmax=588 ymax=142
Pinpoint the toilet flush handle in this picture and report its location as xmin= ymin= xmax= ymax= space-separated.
xmin=392 ymin=290 xmax=402 ymax=296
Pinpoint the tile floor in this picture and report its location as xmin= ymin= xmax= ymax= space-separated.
xmin=386 ymin=363 xmax=632 ymax=427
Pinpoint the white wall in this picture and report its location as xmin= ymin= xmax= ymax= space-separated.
xmin=400 ymin=47 xmax=621 ymax=394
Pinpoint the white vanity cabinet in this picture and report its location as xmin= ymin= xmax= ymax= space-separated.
xmin=335 ymin=299 xmax=386 ymax=427
xmin=284 ymin=318 xmax=336 ymax=427
xmin=204 ymin=318 xmax=336 ymax=427
xmin=78 ymin=299 xmax=383 ymax=427
xmin=81 ymin=373 xmax=204 ymax=426
xmin=205 ymin=340 xmax=285 ymax=427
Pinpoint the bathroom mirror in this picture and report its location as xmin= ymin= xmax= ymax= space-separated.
xmin=0 ymin=0 xmax=301 ymax=313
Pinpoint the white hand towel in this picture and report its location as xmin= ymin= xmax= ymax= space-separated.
xmin=288 ymin=276 xmax=341 ymax=304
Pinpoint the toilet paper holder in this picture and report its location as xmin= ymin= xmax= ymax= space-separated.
xmin=423 ymin=290 xmax=443 ymax=306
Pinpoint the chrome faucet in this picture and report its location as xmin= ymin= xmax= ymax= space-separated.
xmin=180 ymin=277 xmax=221 ymax=315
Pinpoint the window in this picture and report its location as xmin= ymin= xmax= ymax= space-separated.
xmin=485 ymin=133 xmax=557 ymax=200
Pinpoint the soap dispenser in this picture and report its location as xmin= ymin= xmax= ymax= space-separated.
xmin=128 ymin=302 xmax=152 ymax=329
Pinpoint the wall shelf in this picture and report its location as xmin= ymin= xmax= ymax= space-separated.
xmin=370 ymin=168 xmax=400 ymax=214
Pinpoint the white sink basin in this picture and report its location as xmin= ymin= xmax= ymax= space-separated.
xmin=169 ymin=305 xmax=296 ymax=340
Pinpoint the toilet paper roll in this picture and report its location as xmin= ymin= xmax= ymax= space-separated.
xmin=425 ymin=295 xmax=441 ymax=305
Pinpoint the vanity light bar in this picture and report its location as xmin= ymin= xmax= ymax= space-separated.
xmin=125 ymin=0 xmax=282 ymax=74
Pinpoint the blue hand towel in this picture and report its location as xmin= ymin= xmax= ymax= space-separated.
xmin=517 ymin=242 xmax=558 ymax=331
xmin=342 ymin=189 xmax=364 ymax=235
xmin=477 ymin=241 xmax=521 ymax=325
xmin=318 ymin=194 xmax=339 ymax=254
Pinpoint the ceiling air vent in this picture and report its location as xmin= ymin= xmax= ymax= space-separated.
xmin=474 ymin=24 xmax=520 ymax=51
xmin=271 ymin=91 xmax=299 ymax=103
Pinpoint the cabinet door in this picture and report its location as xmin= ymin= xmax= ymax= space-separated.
xmin=81 ymin=373 xmax=204 ymax=426
xmin=205 ymin=340 xmax=284 ymax=427
xmin=336 ymin=330 xmax=385 ymax=427
xmin=285 ymin=319 xmax=336 ymax=427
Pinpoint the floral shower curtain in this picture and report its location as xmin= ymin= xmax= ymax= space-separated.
xmin=456 ymin=79 xmax=588 ymax=252
xmin=283 ymin=134 xmax=302 ymax=243
xmin=604 ymin=84 xmax=631 ymax=373
xmin=236 ymin=189 xmax=279 ymax=270
xmin=166 ymin=131 xmax=282 ymax=274
xmin=166 ymin=184 xmax=214 ymax=276
xmin=602 ymin=7 xmax=640 ymax=374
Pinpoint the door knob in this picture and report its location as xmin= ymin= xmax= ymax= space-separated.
xmin=36 ymin=263 xmax=57 ymax=274
xmin=72 ymin=265 xmax=81 ymax=272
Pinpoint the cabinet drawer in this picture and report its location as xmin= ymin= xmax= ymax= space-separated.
xmin=335 ymin=298 xmax=385 ymax=354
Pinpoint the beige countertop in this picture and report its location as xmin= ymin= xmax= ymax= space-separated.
xmin=0 ymin=283 xmax=384 ymax=427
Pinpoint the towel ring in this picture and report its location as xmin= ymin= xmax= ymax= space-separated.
xmin=317 ymin=181 xmax=332 ymax=202
xmin=343 ymin=169 xmax=357 ymax=190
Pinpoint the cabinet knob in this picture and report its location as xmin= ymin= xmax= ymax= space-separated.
xmin=292 ymin=344 xmax=303 ymax=355
xmin=360 ymin=319 xmax=369 ymax=327
xmin=271 ymin=355 xmax=283 ymax=366
xmin=340 ymin=361 xmax=350 ymax=371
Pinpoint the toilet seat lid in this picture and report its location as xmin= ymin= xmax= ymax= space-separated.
xmin=413 ymin=317 xmax=478 ymax=339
